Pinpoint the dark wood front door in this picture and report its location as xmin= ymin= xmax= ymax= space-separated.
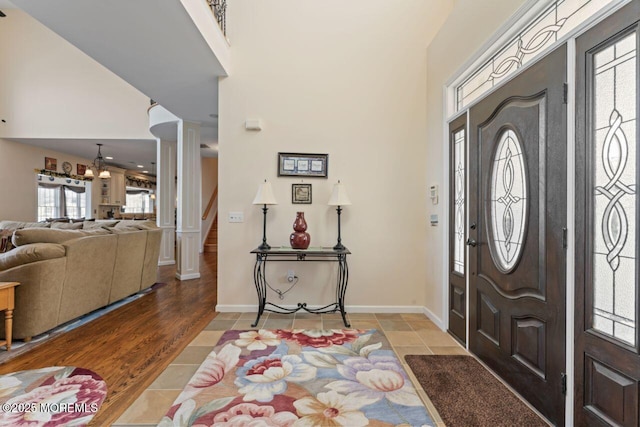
xmin=469 ymin=44 xmax=567 ymax=425
xmin=449 ymin=114 xmax=467 ymax=344
xmin=575 ymin=2 xmax=640 ymax=425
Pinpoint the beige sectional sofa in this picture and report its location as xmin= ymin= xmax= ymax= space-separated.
xmin=0 ymin=220 xmax=162 ymax=340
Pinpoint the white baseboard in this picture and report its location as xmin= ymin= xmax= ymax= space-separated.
xmin=176 ymin=272 xmax=201 ymax=280
xmin=421 ymin=306 xmax=445 ymax=331
xmin=215 ymin=303 xmax=443 ymax=328
xmin=346 ymin=305 xmax=426 ymax=314
xmin=158 ymin=260 xmax=176 ymax=266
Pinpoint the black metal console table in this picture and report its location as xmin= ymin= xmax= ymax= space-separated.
xmin=250 ymin=246 xmax=350 ymax=328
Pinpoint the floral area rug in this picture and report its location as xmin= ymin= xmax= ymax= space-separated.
xmin=0 ymin=366 xmax=107 ymax=426
xmin=159 ymin=329 xmax=434 ymax=426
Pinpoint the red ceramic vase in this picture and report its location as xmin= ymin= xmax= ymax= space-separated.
xmin=290 ymin=212 xmax=310 ymax=249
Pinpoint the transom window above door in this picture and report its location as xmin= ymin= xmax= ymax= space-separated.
xmin=452 ymin=0 xmax=623 ymax=114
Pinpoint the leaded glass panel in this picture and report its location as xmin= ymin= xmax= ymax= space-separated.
xmin=453 ymin=129 xmax=465 ymax=274
xmin=489 ymin=129 xmax=528 ymax=272
xmin=591 ymin=31 xmax=637 ymax=347
xmin=455 ymin=0 xmax=617 ymax=111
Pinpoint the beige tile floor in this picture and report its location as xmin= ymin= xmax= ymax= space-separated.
xmin=113 ymin=312 xmax=467 ymax=426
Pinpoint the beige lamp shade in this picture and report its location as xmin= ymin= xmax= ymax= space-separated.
xmin=328 ymin=180 xmax=352 ymax=206
xmin=253 ymin=180 xmax=278 ymax=205
xmin=84 ymin=168 xmax=95 ymax=178
xmin=98 ymin=169 xmax=111 ymax=179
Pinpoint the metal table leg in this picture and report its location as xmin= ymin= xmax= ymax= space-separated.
xmin=252 ymin=254 xmax=267 ymax=327
xmin=337 ymin=254 xmax=350 ymax=327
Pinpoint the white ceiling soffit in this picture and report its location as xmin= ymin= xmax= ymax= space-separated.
xmin=10 ymin=0 xmax=225 ymax=127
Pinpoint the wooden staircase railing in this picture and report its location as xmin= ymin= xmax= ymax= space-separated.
xmin=202 ymin=185 xmax=218 ymax=221
xmin=202 ymin=185 xmax=218 ymax=253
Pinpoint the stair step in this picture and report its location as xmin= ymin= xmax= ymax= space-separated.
xmin=205 ymin=217 xmax=217 ymax=251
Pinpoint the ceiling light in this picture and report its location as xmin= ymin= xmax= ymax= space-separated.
xmin=137 ymin=165 xmax=144 ymax=168
xmin=105 ymin=156 xmax=114 ymax=160
xmin=86 ymin=143 xmax=111 ymax=179
xmin=142 ymin=170 xmax=149 ymax=173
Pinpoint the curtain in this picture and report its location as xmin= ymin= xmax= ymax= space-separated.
xmin=63 ymin=185 xmax=85 ymax=194
xmin=38 ymin=183 xmax=85 ymax=219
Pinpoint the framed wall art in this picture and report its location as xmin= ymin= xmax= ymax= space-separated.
xmin=292 ymin=183 xmax=312 ymax=204
xmin=44 ymin=157 xmax=57 ymax=172
xmin=278 ymin=153 xmax=328 ymax=178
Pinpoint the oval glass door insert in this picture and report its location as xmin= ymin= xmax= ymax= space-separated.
xmin=489 ymin=128 xmax=528 ymax=272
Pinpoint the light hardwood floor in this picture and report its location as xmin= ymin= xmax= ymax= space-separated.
xmin=0 ymin=253 xmax=219 ymax=426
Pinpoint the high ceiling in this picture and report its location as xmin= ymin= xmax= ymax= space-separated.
xmin=4 ymin=0 xmax=225 ymax=168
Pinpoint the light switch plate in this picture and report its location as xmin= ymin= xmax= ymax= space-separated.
xmin=228 ymin=211 xmax=244 ymax=223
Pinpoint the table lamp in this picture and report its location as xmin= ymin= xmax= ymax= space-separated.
xmin=328 ymin=180 xmax=351 ymax=251
xmin=253 ymin=180 xmax=277 ymax=250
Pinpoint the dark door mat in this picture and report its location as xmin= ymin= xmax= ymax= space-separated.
xmin=405 ymin=355 xmax=549 ymax=427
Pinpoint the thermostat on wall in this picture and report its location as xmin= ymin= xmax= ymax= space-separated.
xmin=430 ymin=214 xmax=438 ymax=226
xmin=430 ymin=185 xmax=438 ymax=205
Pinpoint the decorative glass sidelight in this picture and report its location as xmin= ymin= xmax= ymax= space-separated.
xmin=489 ymin=129 xmax=528 ymax=272
xmin=591 ymin=32 xmax=637 ymax=347
xmin=453 ymin=129 xmax=466 ymax=274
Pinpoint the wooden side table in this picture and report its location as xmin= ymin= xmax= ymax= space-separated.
xmin=0 ymin=282 xmax=19 ymax=351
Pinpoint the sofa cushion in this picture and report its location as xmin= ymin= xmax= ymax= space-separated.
xmin=104 ymin=226 xmax=141 ymax=233
xmin=0 ymin=221 xmax=50 ymax=231
xmin=51 ymin=222 xmax=84 ymax=230
xmin=46 ymin=217 xmax=70 ymax=223
xmin=12 ymin=228 xmax=110 ymax=246
xmin=83 ymin=220 xmax=118 ymax=230
xmin=114 ymin=220 xmax=157 ymax=230
xmin=0 ymin=229 xmax=13 ymax=253
xmin=0 ymin=243 xmax=66 ymax=271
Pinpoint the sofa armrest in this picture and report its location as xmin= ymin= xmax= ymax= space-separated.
xmin=0 ymin=243 xmax=66 ymax=271
xmin=0 ymin=256 xmax=67 ymax=339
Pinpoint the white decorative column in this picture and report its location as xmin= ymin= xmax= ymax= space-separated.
xmin=176 ymin=120 xmax=202 ymax=280
xmin=156 ymin=138 xmax=177 ymax=266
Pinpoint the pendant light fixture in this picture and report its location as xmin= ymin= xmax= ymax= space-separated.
xmin=85 ymin=143 xmax=111 ymax=179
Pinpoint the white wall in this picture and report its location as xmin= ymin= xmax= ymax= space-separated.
xmin=0 ymin=9 xmax=152 ymax=140
xmin=424 ymin=0 xmax=527 ymax=322
xmin=218 ymin=0 xmax=453 ymax=311
xmin=0 ymin=139 xmax=98 ymax=221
